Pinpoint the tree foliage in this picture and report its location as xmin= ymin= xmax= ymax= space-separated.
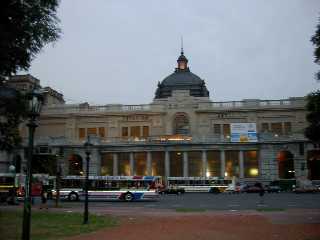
xmin=305 ymin=90 xmax=320 ymax=144
xmin=306 ymin=17 xmax=320 ymax=144
xmin=0 ymin=86 xmax=28 ymax=151
xmin=0 ymin=0 xmax=61 ymax=151
xmin=311 ymin=17 xmax=320 ymax=81
xmin=0 ymin=0 xmax=61 ymax=77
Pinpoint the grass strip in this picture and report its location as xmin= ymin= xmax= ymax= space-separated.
xmin=0 ymin=209 xmax=118 ymax=240
xmin=256 ymin=208 xmax=285 ymax=212
xmin=176 ymin=208 xmax=207 ymax=213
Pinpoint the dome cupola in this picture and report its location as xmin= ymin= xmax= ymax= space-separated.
xmin=155 ymin=48 xmax=210 ymax=99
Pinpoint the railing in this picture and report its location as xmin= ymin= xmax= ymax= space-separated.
xmin=198 ymin=98 xmax=305 ymax=110
xmin=41 ymin=97 xmax=306 ymax=115
xmin=25 ymin=133 xmax=307 ymax=147
xmin=41 ymin=103 xmax=167 ymax=114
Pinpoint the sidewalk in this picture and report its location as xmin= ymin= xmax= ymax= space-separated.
xmin=2 ymin=203 xmax=320 ymax=240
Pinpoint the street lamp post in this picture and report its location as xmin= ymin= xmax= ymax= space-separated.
xmin=22 ymin=89 xmax=43 ymax=240
xmin=83 ymin=136 xmax=93 ymax=224
xmin=8 ymin=164 xmax=16 ymax=204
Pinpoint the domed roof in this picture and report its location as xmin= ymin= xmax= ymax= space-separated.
xmin=162 ymin=71 xmax=203 ymax=86
xmin=154 ymin=50 xmax=210 ymax=99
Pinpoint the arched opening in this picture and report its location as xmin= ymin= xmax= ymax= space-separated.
xmin=173 ymin=112 xmax=190 ymax=135
xmin=68 ymin=154 xmax=83 ymax=175
xmin=307 ymin=150 xmax=320 ymax=180
xmin=277 ymin=150 xmax=295 ymax=179
xmin=32 ymin=154 xmax=57 ymax=175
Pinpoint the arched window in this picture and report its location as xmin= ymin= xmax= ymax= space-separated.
xmin=68 ymin=154 xmax=83 ymax=175
xmin=173 ymin=112 xmax=190 ymax=135
xmin=277 ymin=150 xmax=295 ymax=179
xmin=307 ymin=150 xmax=320 ymax=180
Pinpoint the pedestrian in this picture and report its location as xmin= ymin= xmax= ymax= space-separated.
xmin=259 ymin=183 xmax=265 ymax=204
xmin=40 ymin=187 xmax=48 ymax=209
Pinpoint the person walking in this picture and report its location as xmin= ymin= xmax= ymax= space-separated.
xmin=258 ymin=183 xmax=265 ymax=205
xmin=40 ymin=187 xmax=48 ymax=209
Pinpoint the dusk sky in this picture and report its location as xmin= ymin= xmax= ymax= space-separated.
xmin=24 ymin=0 xmax=320 ymax=105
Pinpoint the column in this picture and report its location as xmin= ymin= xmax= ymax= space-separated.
xmin=183 ymin=152 xmax=188 ymax=177
xmin=130 ymin=152 xmax=134 ymax=176
xmin=165 ymin=150 xmax=170 ymax=177
xmin=239 ymin=150 xmax=244 ymax=179
xmin=147 ymin=151 xmax=152 ymax=176
xmin=202 ymin=150 xmax=207 ymax=177
xmin=220 ymin=150 xmax=225 ymax=178
xmin=113 ymin=153 xmax=118 ymax=176
xmin=84 ymin=148 xmax=100 ymax=176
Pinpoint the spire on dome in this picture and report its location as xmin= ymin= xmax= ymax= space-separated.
xmin=181 ymin=36 xmax=184 ymax=55
xmin=177 ymin=38 xmax=189 ymax=71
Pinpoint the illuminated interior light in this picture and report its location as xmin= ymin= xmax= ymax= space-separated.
xmin=249 ymin=168 xmax=259 ymax=176
xmin=224 ymin=172 xmax=228 ymax=177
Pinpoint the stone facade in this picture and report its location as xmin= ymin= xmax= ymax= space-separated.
xmin=1 ymin=51 xmax=317 ymax=182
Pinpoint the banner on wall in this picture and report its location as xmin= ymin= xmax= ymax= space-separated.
xmin=230 ymin=123 xmax=257 ymax=142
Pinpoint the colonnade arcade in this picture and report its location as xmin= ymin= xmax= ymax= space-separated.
xmin=67 ymin=149 xmax=260 ymax=179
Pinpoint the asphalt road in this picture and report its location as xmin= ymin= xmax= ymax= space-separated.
xmin=50 ymin=192 xmax=320 ymax=211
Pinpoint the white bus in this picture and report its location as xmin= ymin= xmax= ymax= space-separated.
xmin=166 ymin=177 xmax=232 ymax=193
xmin=52 ymin=175 xmax=161 ymax=202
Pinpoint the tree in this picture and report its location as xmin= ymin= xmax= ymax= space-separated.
xmin=305 ymin=90 xmax=320 ymax=146
xmin=0 ymin=0 xmax=61 ymax=151
xmin=0 ymin=86 xmax=27 ymax=151
xmin=0 ymin=0 xmax=61 ymax=78
xmin=305 ymin=18 xmax=320 ymax=145
xmin=311 ymin=17 xmax=320 ymax=81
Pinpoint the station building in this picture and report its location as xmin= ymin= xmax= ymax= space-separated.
xmin=1 ymin=50 xmax=320 ymax=182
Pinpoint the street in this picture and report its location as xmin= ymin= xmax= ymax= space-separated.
xmin=44 ymin=192 xmax=320 ymax=211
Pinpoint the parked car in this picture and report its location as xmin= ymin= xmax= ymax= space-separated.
xmin=224 ymin=183 xmax=248 ymax=194
xmin=264 ymin=181 xmax=281 ymax=193
xmin=159 ymin=186 xmax=185 ymax=195
xmin=242 ymin=182 xmax=264 ymax=193
xmin=208 ymin=187 xmax=222 ymax=194
xmin=293 ymin=185 xmax=319 ymax=193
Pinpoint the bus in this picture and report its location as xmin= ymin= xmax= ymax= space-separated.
xmin=52 ymin=175 xmax=161 ymax=202
xmin=15 ymin=174 xmax=55 ymax=200
xmin=166 ymin=177 xmax=232 ymax=193
xmin=0 ymin=173 xmax=16 ymax=203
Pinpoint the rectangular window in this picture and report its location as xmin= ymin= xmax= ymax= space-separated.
xmin=223 ymin=124 xmax=230 ymax=137
xmin=244 ymin=151 xmax=259 ymax=178
xmin=284 ymin=122 xmax=292 ymax=135
xmin=188 ymin=151 xmax=203 ymax=177
xmin=213 ymin=124 xmax=221 ymax=134
xmin=122 ymin=127 xmax=128 ymax=137
xmin=87 ymin=128 xmax=97 ymax=136
xmin=142 ymin=126 xmax=149 ymax=138
xmin=98 ymin=127 xmax=105 ymax=138
xmin=271 ymin=123 xmax=283 ymax=135
xmin=207 ymin=151 xmax=221 ymax=177
xmin=79 ymin=128 xmax=85 ymax=139
xmin=261 ymin=123 xmax=269 ymax=132
xmin=134 ymin=152 xmax=147 ymax=176
xmin=225 ymin=151 xmax=239 ymax=178
xmin=101 ymin=153 xmax=113 ymax=176
xmin=152 ymin=152 xmax=165 ymax=176
xmin=130 ymin=126 xmax=140 ymax=138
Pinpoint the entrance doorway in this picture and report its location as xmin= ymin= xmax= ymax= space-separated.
xmin=277 ymin=150 xmax=295 ymax=179
xmin=307 ymin=150 xmax=320 ymax=180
